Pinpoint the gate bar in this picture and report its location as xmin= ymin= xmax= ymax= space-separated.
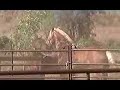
xmin=0 ymin=68 xmax=120 ymax=75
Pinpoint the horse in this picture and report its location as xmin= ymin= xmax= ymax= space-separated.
xmin=31 ymin=35 xmax=59 ymax=80
xmin=45 ymin=27 xmax=115 ymax=80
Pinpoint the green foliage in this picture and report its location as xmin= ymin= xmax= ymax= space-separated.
xmin=12 ymin=10 xmax=55 ymax=50
xmin=18 ymin=10 xmax=55 ymax=33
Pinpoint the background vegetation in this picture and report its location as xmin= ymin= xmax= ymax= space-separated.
xmin=0 ymin=10 xmax=120 ymax=52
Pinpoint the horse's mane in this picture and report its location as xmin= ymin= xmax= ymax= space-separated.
xmin=54 ymin=28 xmax=74 ymax=44
xmin=50 ymin=27 xmax=105 ymax=49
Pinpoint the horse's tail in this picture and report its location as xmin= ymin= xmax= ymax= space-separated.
xmin=101 ymin=51 xmax=115 ymax=80
xmin=106 ymin=51 xmax=115 ymax=64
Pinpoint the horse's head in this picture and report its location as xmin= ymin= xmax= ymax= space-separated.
xmin=46 ymin=27 xmax=64 ymax=46
xmin=46 ymin=28 xmax=56 ymax=46
xmin=46 ymin=27 xmax=75 ymax=49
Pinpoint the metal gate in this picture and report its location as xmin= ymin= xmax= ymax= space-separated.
xmin=0 ymin=45 xmax=120 ymax=80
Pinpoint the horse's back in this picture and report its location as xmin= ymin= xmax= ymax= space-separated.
xmin=72 ymin=47 xmax=108 ymax=64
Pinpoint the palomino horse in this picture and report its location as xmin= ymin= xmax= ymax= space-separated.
xmin=45 ymin=27 xmax=114 ymax=80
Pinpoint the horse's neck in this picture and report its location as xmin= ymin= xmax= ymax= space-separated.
xmin=54 ymin=35 xmax=65 ymax=49
xmin=54 ymin=30 xmax=74 ymax=50
xmin=55 ymin=41 xmax=64 ymax=50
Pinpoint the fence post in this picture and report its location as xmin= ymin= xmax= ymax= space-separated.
xmin=68 ymin=44 xmax=72 ymax=80
xmin=11 ymin=51 xmax=14 ymax=71
xmin=86 ymin=73 xmax=90 ymax=80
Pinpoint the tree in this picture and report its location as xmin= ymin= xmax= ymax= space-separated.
xmin=12 ymin=10 xmax=55 ymax=51
xmin=53 ymin=10 xmax=105 ymax=42
xmin=52 ymin=10 xmax=106 ymax=47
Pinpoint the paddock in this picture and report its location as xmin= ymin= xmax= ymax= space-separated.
xmin=0 ymin=46 xmax=120 ymax=80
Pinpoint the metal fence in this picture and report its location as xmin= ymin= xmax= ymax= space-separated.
xmin=0 ymin=45 xmax=120 ymax=80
